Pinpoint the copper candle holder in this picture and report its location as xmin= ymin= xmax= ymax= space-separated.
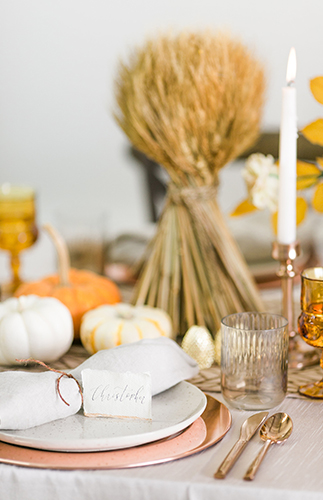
xmin=272 ymin=241 xmax=319 ymax=369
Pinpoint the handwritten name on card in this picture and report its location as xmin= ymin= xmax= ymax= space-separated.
xmin=81 ymin=369 xmax=152 ymax=420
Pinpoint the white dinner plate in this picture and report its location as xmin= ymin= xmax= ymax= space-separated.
xmin=0 ymin=381 xmax=206 ymax=452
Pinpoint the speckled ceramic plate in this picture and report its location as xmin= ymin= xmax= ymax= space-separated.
xmin=0 ymin=395 xmax=231 ymax=469
xmin=0 ymin=382 xmax=207 ymax=452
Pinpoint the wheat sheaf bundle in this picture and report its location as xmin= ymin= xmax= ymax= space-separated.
xmin=114 ymin=30 xmax=266 ymax=335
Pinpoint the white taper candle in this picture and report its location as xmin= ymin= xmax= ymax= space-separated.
xmin=277 ymin=47 xmax=297 ymax=244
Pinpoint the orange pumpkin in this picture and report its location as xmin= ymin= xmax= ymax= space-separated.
xmin=15 ymin=224 xmax=121 ymax=338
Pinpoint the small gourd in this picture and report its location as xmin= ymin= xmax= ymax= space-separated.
xmin=80 ymin=303 xmax=173 ymax=354
xmin=15 ymin=224 xmax=121 ymax=339
xmin=0 ymin=295 xmax=73 ymax=365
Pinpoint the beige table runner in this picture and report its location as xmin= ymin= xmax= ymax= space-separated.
xmin=189 ymin=363 xmax=322 ymax=398
xmin=1 ymin=342 xmax=319 ymax=400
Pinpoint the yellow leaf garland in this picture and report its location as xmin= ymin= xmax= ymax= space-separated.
xmin=310 ymin=77 xmax=323 ymax=105
xmin=271 ymin=211 xmax=278 ymax=235
xmin=316 ymin=157 xmax=323 ymax=170
xmin=296 ymin=160 xmax=321 ymax=190
xmin=237 ymin=75 xmax=323 ymax=231
xmin=296 ymin=196 xmax=308 ymax=224
xmin=230 ymin=199 xmax=258 ymax=217
xmin=302 ymin=119 xmax=323 ymax=147
xmin=313 ymin=183 xmax=323 ymax=212
xmin=271 ymin=197 xmax=307 ymax=235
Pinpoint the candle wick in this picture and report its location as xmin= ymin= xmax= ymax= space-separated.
xmin=287 ymin=79 xmax=295 ymax=87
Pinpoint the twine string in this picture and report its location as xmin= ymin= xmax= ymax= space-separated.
xmin=167 ymin=183 xmax=218 ymax=205
xmin=16 ymin=358 xmax=83 ymax=407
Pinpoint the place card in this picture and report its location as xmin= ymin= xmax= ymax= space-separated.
xmin=81 ymin=369 xmax=152 ymax=420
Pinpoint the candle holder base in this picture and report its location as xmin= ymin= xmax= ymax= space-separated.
xmin=272 ymin=241 xmax=320 ymax=369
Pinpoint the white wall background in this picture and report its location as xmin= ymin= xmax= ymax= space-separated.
xmin=1 ymin=0 xmax=323 ymax=279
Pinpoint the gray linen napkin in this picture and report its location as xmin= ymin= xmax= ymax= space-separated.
xmin=0 ymin=338 xmax=199 ymax=430
xmin=0 ymin=371 xmax=82 ymax=430
xmin=71 ymin=337 xmax=199 ymax=396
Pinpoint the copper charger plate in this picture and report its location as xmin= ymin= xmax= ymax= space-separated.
xmin=0 ymin=395 xmax=231 ymax=470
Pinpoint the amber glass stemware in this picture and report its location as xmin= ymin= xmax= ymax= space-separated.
xmin=298 ymin=267 xmax=323 ymax=398
xmin=0 ymin=184 xmax=38 ymax=294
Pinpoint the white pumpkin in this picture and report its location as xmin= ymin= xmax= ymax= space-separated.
xmin=80 ymin=303 xmax=173 ymax=354
xmin=0 ymin=295 xmax=74 ymax=365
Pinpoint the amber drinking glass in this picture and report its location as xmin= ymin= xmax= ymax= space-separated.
xmin=298 ymin=267 xmax=323 ymax=398
xmin=0 ymin=184 xmax=38 ymax=293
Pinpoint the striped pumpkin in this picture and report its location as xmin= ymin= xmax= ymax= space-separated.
xmin=80 ymin=303 xmax=173 ymax=354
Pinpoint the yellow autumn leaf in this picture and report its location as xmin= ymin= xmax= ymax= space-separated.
xmin=312 ymin=183 xmax=323 ymax=212
xmin=230 ymin=199 xmax=258 ymax=217
xmin=296 ymin=160 xmax=321 ymax=190
xmin=271 ymin=197 xmax=307 ymax=235
xmin=297 ymin=197 xmax=307 ymax=225
xmin=316 ymin=156 xmax=323 ymax=169
xmin=310 ymin=77 xmax=323 ymax=105
xmin=271 ymin=211 xmax=278 ymax=235
xmin=302 ymin=119 xmax=323 ymax=146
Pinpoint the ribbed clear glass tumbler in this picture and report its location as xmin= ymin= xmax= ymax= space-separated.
xmin=221 ymin=312 xmax=289 ymax=410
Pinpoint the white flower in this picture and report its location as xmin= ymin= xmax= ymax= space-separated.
xmin=242 ymin=153 xmax=279 ymax=212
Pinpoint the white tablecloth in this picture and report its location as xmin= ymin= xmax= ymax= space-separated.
xmin=1 ymin=242 xmax=321 ymax=499
xmin=0 ymin=393 xmax=322 ymax=500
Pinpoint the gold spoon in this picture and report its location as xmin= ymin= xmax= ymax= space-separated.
xmin=244 ymin=412 xmax=293 ymax=481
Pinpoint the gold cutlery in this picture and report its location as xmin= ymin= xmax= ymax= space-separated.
xmin=244 ymin=412 xmax=293 ymax=481
xmin=214 ymin=411 xmax=268 ymax=479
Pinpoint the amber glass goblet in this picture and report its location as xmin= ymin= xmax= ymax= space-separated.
xmin=0 ymin=184 xmax=38 ymax=294
xmin=298 ymin=267 xmax=323 ymax=398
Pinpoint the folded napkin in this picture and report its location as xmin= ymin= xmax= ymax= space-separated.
xmin=71 ymin=337 xmax=199 ymax=396
xmin=0 ymin=371 xmax=82 ymax=430
xmin=0 ymin=337 xmax=199 ymax=430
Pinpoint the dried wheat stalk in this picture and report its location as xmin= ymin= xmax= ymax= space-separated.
xmin=114 ymin=30 xmax=266 ymax=336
